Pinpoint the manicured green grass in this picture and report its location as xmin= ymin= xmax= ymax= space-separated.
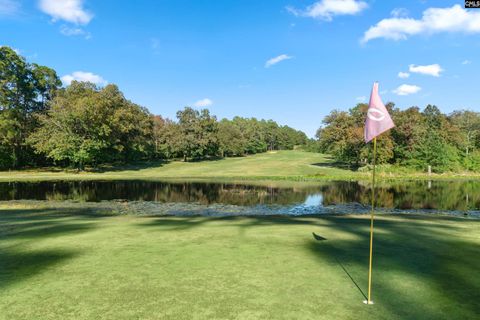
xmin=0 ymin=150 xmax=479 ymax=183
xmin=1 ymin=207 xmax=478 ymax=319
xmin=0 ymin=151 xmax=358 ymax=182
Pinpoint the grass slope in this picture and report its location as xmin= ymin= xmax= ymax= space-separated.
xmin=0 ymin=151 xmax=361 ymax=182
xmin=0 ymin=207 xmax=479 ymax=319
xmin=0 ymin=150 xmax=478 ymax=182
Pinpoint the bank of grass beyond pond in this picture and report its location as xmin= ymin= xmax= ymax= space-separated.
xmin=0 ymin=151 xmax=479 ymax=183
xmin=0 ymin=206 xmax=478 ymax=319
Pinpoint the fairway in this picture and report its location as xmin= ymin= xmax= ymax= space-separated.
xmin=0 ymin=150 xmax=478 ymax=183
xmin=0 ymin=151 xmax=362 ymax=182
xmin=1 ymin=208 xmax=478 ymax=319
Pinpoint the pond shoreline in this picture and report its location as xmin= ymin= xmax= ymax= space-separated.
xmin=1 ymin=200 xmax=477 ymax=220
xmin=1 ymin=174 xmax=480 ymax=184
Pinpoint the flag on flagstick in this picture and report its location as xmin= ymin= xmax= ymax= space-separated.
xmin=363 ymin=82 xmax=394 ymax=305
xmin=365 ymin=82 xmax=395 ymax=143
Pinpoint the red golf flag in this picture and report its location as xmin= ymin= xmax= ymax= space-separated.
xmin=364 ymin=82 xmax=395 ymax=143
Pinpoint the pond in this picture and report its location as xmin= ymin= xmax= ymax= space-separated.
xmin=0 ymin=180 xmax=478 ymax=217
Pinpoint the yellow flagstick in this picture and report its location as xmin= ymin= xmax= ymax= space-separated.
xmin=365 ymin=137 xmax=377 ymax=305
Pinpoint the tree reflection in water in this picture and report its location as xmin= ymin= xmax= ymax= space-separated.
xmin=0 ymin=180 xmax=478 ymax=211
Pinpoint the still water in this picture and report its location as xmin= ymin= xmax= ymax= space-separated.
xmin=0 ymin=180 xmax=478 ymax=216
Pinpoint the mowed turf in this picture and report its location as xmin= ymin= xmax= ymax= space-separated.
xmin=0 ymin=151 xmax=361 ymax=182
xmin=1 ymin=150 xmax=479 ymax=182
xmin=0 ymin=208 xmax=479 ymax=319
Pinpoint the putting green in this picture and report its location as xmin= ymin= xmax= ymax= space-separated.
xmin=0 ymin=208 xmax=478 ymax=319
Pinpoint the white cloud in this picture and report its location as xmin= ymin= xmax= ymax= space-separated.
xmin=39 ymin=0 xmax=93 ymax=25
xmin=61 ymin=71 xmax=107 ymax=86
xmin=287 ymin=0 xmax=367 ymax=21
xmin=398 ymin=72 xmax=410 ymax=78
xmin=355 ymin=96 xmax=366 ymax=102
xmin=265 ymin=54 xmax=293 ymax=68
xmin=409 ymin=64 xmax=443 ymax=77
xmin=193 ymin=98 xmax=213 ymax=108
xmin=0 ymin=0 xmax=19 ymax=16
xmin=362 ymin=5 xmax=480 ymax=43
xmin=462 ymin=60 xmax=471 ymax=65
xmin=393 ymin=84 xmax=421 ymax=96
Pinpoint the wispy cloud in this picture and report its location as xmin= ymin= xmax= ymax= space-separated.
xmin=60 ymin=25 xmax=91 ymax=39
xmin=355 ymin=96 xmax=366 ymax=102
xmin=39 ymin=0 xmax=93 ymax=25
xmin=409 ymin=64 xmax=443 ymax=77
xmin=265 ymin=54 xmax=293 ymax=68
xmin=398 ymin=72 xmax=410 ymax=79
xmin=61 ymin=71 xmax=107 ymax=86
xmin=393 ymin=84 xmax=421 ymax=96
xmin=150 ymin=37 xmax=160 ymax=54
xmin=287 ymin=0 xmax=367 ymax=21
xmin=462 ymin=60 xmax=472 ymax=65
xmin=0 ymin=0 xmax=19 ymax=16
xmin=362 ymin=5 xmax=480 ymax=43
xmin=193 ymin=98 xmax=213 ymax=108
xmin=390 ymin=8 xmax=409 ymax=18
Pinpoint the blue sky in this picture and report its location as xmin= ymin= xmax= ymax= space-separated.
xmin=1 ymin=0 xmax=479 ymax=137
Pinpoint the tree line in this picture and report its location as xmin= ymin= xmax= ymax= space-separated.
xmin=315 ymin=103 xmax=480 ymax=172
xmin=4 ymin=45 xmax=477 ymax=173
xmin=0 ymin=46 xmax=307 ymax=169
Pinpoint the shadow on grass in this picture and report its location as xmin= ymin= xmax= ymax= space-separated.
xmin=136 ymin=214 xmax=317 ymax=231
xmin=0 ymin=249 xmax=79 ymax=290
xmin=0 ymin=207 xmax=102 ymax=290
xmin=138 ymin=214 xmax=480 ymax=319
xmin=307 ymin=215 xmax=480 ymax=319
xmin=88 ymin=159 xmax=170 ymax=173
xmin=0 ymin=159 xmax=170 ymax=174
xmin=90 ymin=155 xmax=230 ymax=172
xmin=312 ymin=231 xmax=367 ymax=300
xmin=186 ymin=156 xmax=226 ymax=162
xmin=307 ymin=154 xmax=359 ymax=171
xmin=311 ymin=161 xmax=359 ymax=171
